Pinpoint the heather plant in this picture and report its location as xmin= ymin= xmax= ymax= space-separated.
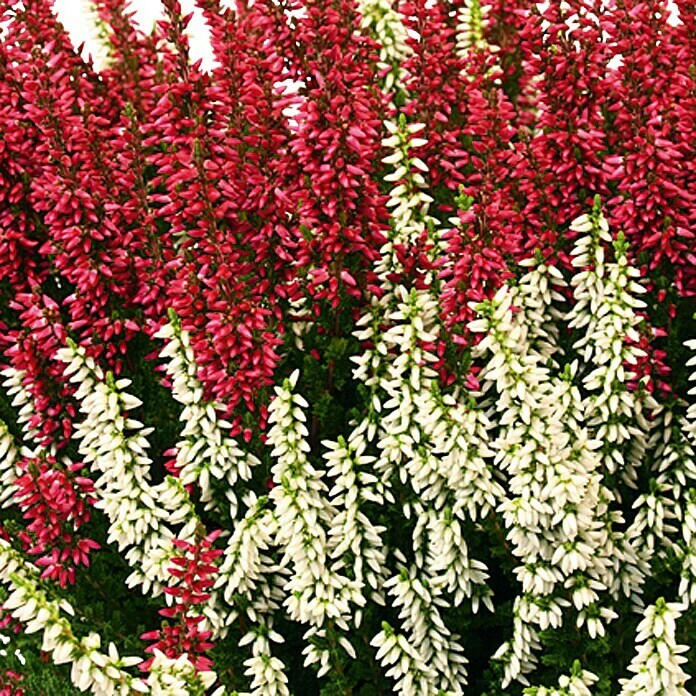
xmin=0 ymin=1 xmax=694 ymax=695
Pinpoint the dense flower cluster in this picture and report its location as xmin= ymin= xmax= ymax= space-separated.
xmin=0 ymin=1 xmax=694 ymax=695
xmin=141 ymin=531 xmax=222 ymax=678
xmin=618 ymin=599 xmax=691 ymax=695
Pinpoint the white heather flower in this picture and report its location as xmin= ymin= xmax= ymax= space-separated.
xmin=566 ymin=207 xmax=667 ymax=610
xmin=324 ymin=433 xmax=388 ymax=604
xmin=242 ymin=627 xmax=290 ymax=696
xmin=267 ymin=376 xmax=359 ymax=640
xmin=425 ymin=508 xmax=493 ymax=611
xmin=339 ymin=102 xmax=497 ymax=694
xmin=216 ymin=493 xmax=286 ymax=622
xmin=679 ymin=491 xmax=696 ymax=605
xmin=566 ymin=210 xmax=653 ymax=486
xmin=627 ymin=404 xmax=695 ymax=567
xmin=1 ymin=366 xmax=59 ymax=455
xmin=377 ymin=120 xmax=438 ymax=299
xmin=455 ymin=0 xmax=491 ymax=56
xmin=0 ymin=541 xmax=144 ymax=694
xmin=675 ymin=339 xmax=696 ymax=604
xmin=147 ymin=649 xmax=220 ymax=696
xmin=213 ymin=490 xmax=290 ymax=690
xmin=374 ymin=282 xmax=502 ymax=553
xmin=371 ymin=622 xmax=437 ymax=695
xmin=357 ymin=0 xmax=411 ymax=95
xmin=287 ymin=295 xmax=313 ymax=350
xmin=685 ymin=339 xmax=696 ymax=446
xmin=383 ymin=565 xmax=468 ymax=693
xmin=57 ymin=341 xmax=202 ymax=596
xmin=361 ymin=274 xmax=496 ymax=687
xmin=156 ymin=314 xmax=260 ymax=520
xmin=619 ymin=599 xmax=691 ymax=695
xmin=0 ymin=419 xmax=19 ymax=508
xmin=472 ymin=257 xmax=620 ymax=686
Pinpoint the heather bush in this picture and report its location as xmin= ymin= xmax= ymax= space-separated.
xmin=0 ymin=1 xmax=694 ymax=694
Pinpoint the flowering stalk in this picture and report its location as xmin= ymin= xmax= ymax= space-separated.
xmin=215 ymin=493 xmax=283 ymax=623
xmin=373 ymin=284 xmax=499 ymax=613
xmin=324 ymin=94 xmax=503 ymax=693
xmin=146 ymin=0 xmax=289 ymax=431
xmin=58 ymin=340 xmax=198 ymax=594
xmin=685 ymin=339 xmax=696 ymax=446
xmin=566 ymin=203 xmax=661 ymax=605
xmin=0 ymin=421 xmax=19 ymax=510
xmin=1 ymin=367 xmax=99 ymax=587
xmin=215 ymin=492 xmax=290 ymax=693
xmin=145 ymin=651 xmax=221 ymax=696
xmin=378 ymin=117 xmax=434 ymax=278
xmin=3 ymin=293 xmax=76 ymax=450
xmin=677 ymin=339 xmax=696 ymax=605
xmin=156 ymin=312 xmax=261 ymax=520
xmin=323 ymin=433 xmax=387 ymax=606
xmin=288 ymin=0 xmax=390 ymax=308
xmin=13 ymin=454 xmax=98 ymax=588
xmin=370 ymin=620 xmax=436 ymax=695
xmin=58 ymin=337 xmax=234 ymax=646
xmin=348 ymin=117 xmax=435 ymax=458
xmin=631 ymin=402 xmax=696 ymax=577
xmin=517 ymin=2 xmax=612 ymax=241
xmin=349 ymin=108 xmax=502 ymax=689
xmin=603 ymin=1 xmax=695 ymax=296
xmin=266 ymin=371 xmax=360 ymax=673
xmin=618 ymin=598 xmax=691 ymax=695
xmin=566 ymin=203 xmax=654 ymax=484
xmin=141 ymin=530 xmax=223 ymax=683
xmin=356 ymin=0 xmax=411 ymax=97
xmin=382 ymin=564 xmax=468 ymax=693
xmin=455 ymin=0 xmax=491 ymax=57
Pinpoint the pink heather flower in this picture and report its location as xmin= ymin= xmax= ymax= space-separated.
xmin=141 ymin=530 xmax=222 ymax=673
xmin=14 ymin=456 xmax=99 ymax=588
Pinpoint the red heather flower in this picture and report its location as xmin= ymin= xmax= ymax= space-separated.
xmin=94 ymin=0 xmax=164 ymax=117
xmin=399 ymin=2 xmax=525 ymax=336
xmin=13 ymin=456 xmax=99 ymax=588
xmin=400 ymin=0 xmax=474 ymax=193
xmin=516 ymin=1 xmax=613 ymax=251
xmin=138 ymin=1 xmax=294 ymax=429
xmin=602 ymin=0 xmax=695 ymax=297
xmin=0 ymin=669 xmax=23 ymax=696
xmin=484 ymin=0 xmax=538 ymax=123
xmin=4 ymin=293 xmax=76 ymax=449
xmin=0 ymin=22 xmax=45 ymax=295
xmin=141 ymin=530 xmax=222 ymax=673
xmin=4 ymin=3 xmax=140 ymax=366
xmin=92 ymin=0 xmax=175 ymax=326
xmin=198 ymin=0 xmax=305 ymax=290
xmin=288 ymin=0 xmax=390 ymax=308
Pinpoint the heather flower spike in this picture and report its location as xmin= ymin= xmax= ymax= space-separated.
xmin=619 ymin=599 xmax=691 ymax=695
